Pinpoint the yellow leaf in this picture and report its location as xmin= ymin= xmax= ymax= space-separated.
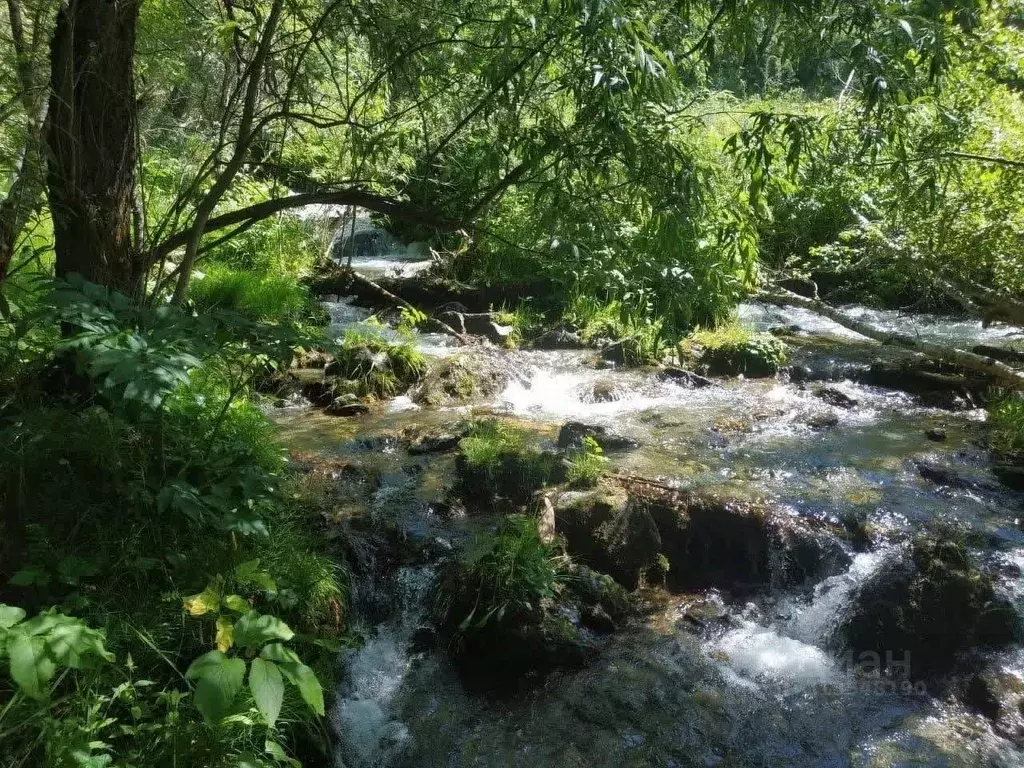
xmin=216 ymin=615 xmax=235 ymax=652
xmin=183 ymin=580 xmax=222 ymax=617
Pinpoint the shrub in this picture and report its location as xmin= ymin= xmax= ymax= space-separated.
xmin=990 ymin=393 xmax=1024 ymax=463
xmin=567 ymin=295 xmax=668 ymax=364
xmin=191 ymin=263 xmax=324 ymax=324
xmin=566 ymin=436 xmax=606 ymax=488
xmin=0 ymin=280 xmax=344 ymax=766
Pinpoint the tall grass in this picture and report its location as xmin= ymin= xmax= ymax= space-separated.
xmin=191 ymin=264 xmax=319 ymax=323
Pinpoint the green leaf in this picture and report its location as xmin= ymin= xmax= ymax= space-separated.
xmin=184 ymin=580 xmax=222 ymax=617
xmin=249 ymin=658 xmax=284 ymax=727
xmin=186 ymin=650 xmax=246 ymax=724
xmin=0 ymin=605 xmax=26 ymax=629
xmin=8 ymin=633 xmax=56 ymax=699
xmin=233 ymin=612 xmax=294 ymax=649
xmin=276 ymin=659 xmax=324 ymax=716
xmin=224 ymin=595 xmax=250 ymax=613
xmin=259 ymin=643 xmax=300 ymax=664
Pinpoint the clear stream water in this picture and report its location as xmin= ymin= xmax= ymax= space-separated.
xmin=271 ymin=245 xmax=1024 ymax=767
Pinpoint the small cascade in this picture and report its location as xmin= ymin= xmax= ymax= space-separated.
xmin=328 ymin=207 xmax=432 ymax=278
xmin=332 ymin=565 xmax=436 ymax=768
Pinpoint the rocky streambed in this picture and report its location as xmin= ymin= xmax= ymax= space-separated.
xmin=269 ymin=246 xmax=1024 ymax=766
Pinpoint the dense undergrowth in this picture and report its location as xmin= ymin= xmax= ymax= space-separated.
xmin=0 ymin=277 xmax=347 ymax=767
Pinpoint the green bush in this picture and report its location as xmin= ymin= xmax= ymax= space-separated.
xmin=0 ymin=281 xmax=344 ymax=767
xmin=567 ymin=295 xmax=668 ymax=364
xmin=191 ymin=263 xmax=324 ymax=324
xmin=434 ymin=515 xmax=566 ymax=636
xmin=566 ymin=436 xmax=606 ymax=488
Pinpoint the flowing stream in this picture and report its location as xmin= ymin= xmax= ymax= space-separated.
xmin=272 ymin=244 xmax=1024 ymax=767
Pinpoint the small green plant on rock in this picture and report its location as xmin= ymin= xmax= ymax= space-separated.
xmin=457 ymin=420 xmax=560 ymax=505
xmin=434 ymin=515 xmax=567 ymax=636
xmin=990 ymin=393 xmax=1024 ymax=464
xmin=326 ymin=330 xmax=426 ymax=399
xmin=566 ymin=436 xmax=606 ymax=488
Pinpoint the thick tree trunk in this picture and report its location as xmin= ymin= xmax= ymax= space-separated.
xmin=759 ymin=287 xmax=1024 ymax=390
xmin=47 ymin=0 xmax=143 ymax=297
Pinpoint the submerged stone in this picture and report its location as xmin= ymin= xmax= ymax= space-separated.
xmin=557 ymin=422 xmax=638 ymax=452
xmin=656 ymin=367 xmax=713 ymax=388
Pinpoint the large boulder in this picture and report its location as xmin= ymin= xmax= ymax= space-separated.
xmin=411 ymin=353 xmax=509 ymax=406
xmin=639 ymin=487 xmax=850 ymax=592
xmin=830 ymin=538 xmax=1020 ymax=680
xmin=554 ymin=485 xmax=663 ymax=589
xmin=534 ymin=328 xmax=584 ymax=350
xmin=555 ymin=480 xmax=850 ymax=593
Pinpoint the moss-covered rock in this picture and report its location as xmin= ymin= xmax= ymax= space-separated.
xmin=325 ymin=333 xmax=426 ymax=399
xmin=411 ymin=353 xmax=509 ymax=406
xmin=696 ymin=332 xmax=788 ymax=378
xmin=554 ymin=484 xmax=662 ymax=589
xmin=555 ymin=479 xmax=850 ymax=593
xmin=831 ymin=537 xmax=1020 ymax=680
xmin=432 ymin=515 xmax=594 ymax=692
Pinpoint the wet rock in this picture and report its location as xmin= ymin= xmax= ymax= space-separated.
xmin=554 ymin=485 xmax=662 ymax=589
xmin=538 ymin=495 xmax=557 ymax=544
xmin=960 ymin=670 xmax=1024 ymax=741
xmin=925 ymin=428 xmax=948 ymax=442
xmin=806 ymin=411 xmax=840 ymax=430
xmin=569 ymin=565 xmax=631 ymax=621
xmin=814 ymin=386 xmax=858 ymax=409
xmin=408 ymin=625 xmax=438 ymax=653
xmin=787 ymin=365 xmax=815 ymax=384
xmin=408 ymin=432 xmax=462 ymax=455
xmin=580 ymin=604 xmax=617 ymax=634
xmin=300 ymin=379 xmax=336 ymax=407
xmin=769 ymin=324 xmax=802 ymax=336
xmin=831 ymin=538 xmax=1020 ymax=680
xmin=640 ymin=489 xmax=851 ymax=592
xmin=534 ymin=328 xmax=584 ymax=350
xmin=994 ymin=462 xmax=1024 ymax=492
xmin=557 ymin=422 xmax=638 ymax=452
xmin=657 ymin=367 xmax=713 ymax=388
xmin=326 ymin=396 xmax=370 ymax=417
xmin=591 ymin=379 xmax=621 ymax=403
xmin=600 ymin=340 xmax=629 ymax=365
xmin=859 ymin=360 xmax=984 ymax=410
xmin=557 ymin=481 xmax=849 ymax=593
xmin=455 ymin=442 xmax=561 ymax=509
xmin=915 ymin=458 xmax=1001 ymax=492
xmin=411 ymin=354 xmax=509 ymax=406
